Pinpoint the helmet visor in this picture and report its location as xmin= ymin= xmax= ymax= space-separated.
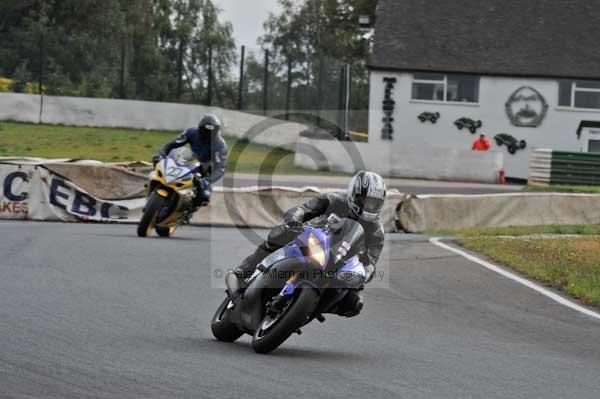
xmin=363 ymin=197 xmax=384 ymax=214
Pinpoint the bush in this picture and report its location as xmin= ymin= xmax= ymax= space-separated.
xmin=0 ymin=77 xmax=11 ymax=92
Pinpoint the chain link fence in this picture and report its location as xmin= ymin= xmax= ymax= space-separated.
xmin=1 ymin=40 xmax=369 ymax=140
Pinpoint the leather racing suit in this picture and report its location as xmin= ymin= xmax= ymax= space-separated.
xmin=236 ymin=192 xmax=385 ymax=317
xmin=159 ymin=128 xmax=228 ymax=204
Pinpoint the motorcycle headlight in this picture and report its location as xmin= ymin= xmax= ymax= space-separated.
xmin=308 ymin=234 xmax=326 ymax=267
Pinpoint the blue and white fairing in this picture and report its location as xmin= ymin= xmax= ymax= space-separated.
xmin=149 ymin=148 xmax=200 ymax=187
xmin=164 ymin=149 xmax=200 ymax=184
xmin=254 ymin=217 xmax=367 ymax=296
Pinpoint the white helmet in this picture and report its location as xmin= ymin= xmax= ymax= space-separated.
xmin=347 ymin=171 xmax=387 ymax=222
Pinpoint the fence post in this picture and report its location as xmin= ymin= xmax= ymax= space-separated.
xmin=338 ymin=66 xmax=345 ymax=137
xmin=120 ymin=39 xmax=126 ymax=99
xmin=263 ymin=49 xmax=270 ymax=115
xmin=343 ymin=64 xmax=351 ymax=140
xmin=38 ymin=25 xmax=45 ymax=124
xmin=285 ymin=56 xmax=293 ymax=120
xmin=338 ymin=64 xmax=351 ymax=140
xmin=316 ymin=57 xmax=324 ymax=127
xmin=238 ymin=45 xmax=245 ymax=110
xmin=176 ymin=39 xmax=185 ymax=100
xmin=38 ymin=28 xmax=44 ymax=96
xmin=207 ymin=44 xmax=213 ymax=106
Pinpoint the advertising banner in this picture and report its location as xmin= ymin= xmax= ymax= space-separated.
xmin=0 ymin=164 xmax=145 ymax=222
xmin=0 ymin=161 xmax=403 ymax=232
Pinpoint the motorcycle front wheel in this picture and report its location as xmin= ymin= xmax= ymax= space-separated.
xmin=137 ymin=192 xmax=166 ymax=237
xmin=252 ymin=287 xmax=318 ymax=354
xmin=211 ymin=297 xmax=243 ymax=342
xmin=156 ymin=226 xmax=176 ymax=237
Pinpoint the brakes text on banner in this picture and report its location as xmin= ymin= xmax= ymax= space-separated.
xmin=0 ymin=164 xmax=145 ymax=222
xmin=1 ymin=169 xmax=30 ymax=219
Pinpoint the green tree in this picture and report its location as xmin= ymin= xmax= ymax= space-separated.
xmin=258 ymin=0 xmax=377 ymax=130
xmin=0 ymin=0 xmax=236 ymax=104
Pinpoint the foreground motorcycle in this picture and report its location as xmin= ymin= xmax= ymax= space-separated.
xmin=211 ymin=214 xmax=367 ymax=354
xmin=137 ymin=148 xmax=200 ymax=238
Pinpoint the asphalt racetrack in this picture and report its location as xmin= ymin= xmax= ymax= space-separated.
xmin=1 ymin=221 xmax=598 ymax=398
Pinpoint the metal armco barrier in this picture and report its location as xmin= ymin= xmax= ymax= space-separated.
xmin=551 ymin=151 xmax=600 ymax=185
xmin=529 ymin=149 xmax=600 ymax=185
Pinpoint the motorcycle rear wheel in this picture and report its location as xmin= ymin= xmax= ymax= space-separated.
xmin=137 ymin=192 xmax=166 ymax=237
xmin=211 ymin=297 xmax=243 ymax=342
xmin=251 ymin=287 xmax=318 ymax=354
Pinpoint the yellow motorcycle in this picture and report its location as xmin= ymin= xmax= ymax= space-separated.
xmin=137 ymin=148 xmax=201 ymax=238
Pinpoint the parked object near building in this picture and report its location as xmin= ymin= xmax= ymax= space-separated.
xmin=418 ymin=112 xmax=440 ymax=123
xmin=368 ymin=0 xmax=600 ymax=180
xmin=455 ymin=117 xmax=483 ymax=134
xmin=494 ymin=133 xmax=527 ymax=154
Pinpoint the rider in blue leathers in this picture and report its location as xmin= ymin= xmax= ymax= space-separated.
xmin=153 ymin=114 xmax=228 ymax=208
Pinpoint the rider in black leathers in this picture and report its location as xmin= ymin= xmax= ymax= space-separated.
xmin=233 ymin=171 xmax=387 ymax=317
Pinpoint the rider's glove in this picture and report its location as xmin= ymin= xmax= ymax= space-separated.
xmin=285 ymin=220 xmax=303 ymax=229
xmin=199 ymin=176 xmax=211 ymax=189
xmin=193 ymin=175 xmax=210 ymax=189
xmin=364 ymin=264 xmax=376 ymax=284
xmin=198 ymin=163 xmax=212 ymax=177
xmin=152 ymin=154 xmax=162 ymax=166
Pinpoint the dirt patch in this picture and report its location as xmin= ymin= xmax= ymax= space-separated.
xmin=571 ymin=240 xmax=600 ymax=251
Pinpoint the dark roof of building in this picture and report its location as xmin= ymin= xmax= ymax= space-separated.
xmin=370 ymin=0 xmax=600 ymax=80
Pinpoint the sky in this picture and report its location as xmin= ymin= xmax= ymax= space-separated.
xmin=213 ymin=0 xmax=281 ymax=49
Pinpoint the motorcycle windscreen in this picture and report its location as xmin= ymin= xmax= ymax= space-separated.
xmin=169 ymin=147 xmax=195 ymax=166
xmin=328 ymin=218 xmax=365 ymax=268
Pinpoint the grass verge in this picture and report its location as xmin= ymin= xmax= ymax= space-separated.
xmin=456 ymin=236 xmax=600 ymax=308
xmin=525 ymin=184 xmax=600 ymax=194
xmin=429 ymin=224 xmax=600 ymax=237
xmin=0 ymin=121 xmax=332 ymax=175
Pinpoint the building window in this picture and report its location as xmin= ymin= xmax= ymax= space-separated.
xmin=559 ymin=80 xmax=600 ymax=109
xmin=411 ymin=73 xmax=479 ymax=103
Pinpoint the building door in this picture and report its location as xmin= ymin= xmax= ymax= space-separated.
xmin=588 ymin=139 xmax=600 ymax=153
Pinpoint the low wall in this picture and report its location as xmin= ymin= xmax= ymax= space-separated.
xmin=295 ymin=136 xmax=504 ymax=183
xmin=398 ymin=193 xmax=600 ymax=233
xmin=0 ymin=160 xmax=403 ymax=232
xmin=0 ymin=92 xmax=40 ymax=123
xmin=0 ymin=93 xmax=306 ymax=150
xmin=4 ymin=159 xmax=598 ymax=234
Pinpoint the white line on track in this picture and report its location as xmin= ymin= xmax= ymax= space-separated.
xmin=430 ymin=237 xmax=600 ymax=321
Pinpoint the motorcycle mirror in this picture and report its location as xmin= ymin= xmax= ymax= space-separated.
xmin=327 ymin=213 xmax=344 ymax=232
xmin=327 ymin=213 xmax=342 ymax=224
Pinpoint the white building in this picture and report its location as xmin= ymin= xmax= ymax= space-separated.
xmin=368 ymin=0 xmax=600 ymax=179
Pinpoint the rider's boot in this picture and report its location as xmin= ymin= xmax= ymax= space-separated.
xmin=229 ymin=242 xmax=272 ymax=296
xmin=330 ymin=290 xmax=364 ymax=318
xmin=193 ymin=176 xmax=210 ymax=208
xmin=181 ymin=184 xmax=209 ymax=224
